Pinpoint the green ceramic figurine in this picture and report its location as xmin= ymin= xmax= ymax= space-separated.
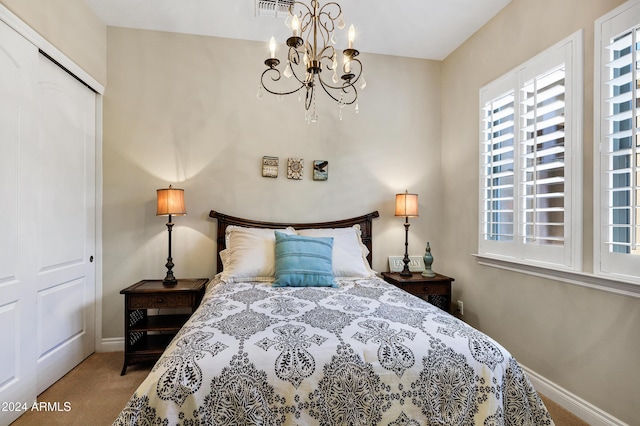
xmin=422 ymin=242 xmax=436 ymax=277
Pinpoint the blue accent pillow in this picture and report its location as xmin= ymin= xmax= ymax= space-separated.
xmin=273 ymin=231 xmax=337 ymax=287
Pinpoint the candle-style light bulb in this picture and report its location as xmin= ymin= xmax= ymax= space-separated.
xmin=348 ymin=25 xmax=355 ymax=49
xmin=292 ymin=15 xmax=300 ymax=37
xmin=269 ymin=36 xmax=276 ymax=58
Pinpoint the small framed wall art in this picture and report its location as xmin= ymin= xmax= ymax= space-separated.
xmin=287 ymin=158 xmax=304 ymax=180
xmin=262 ymin=156 xmax=279 ymax=178
xmin=313 ymin=160 xmax=328 ymax=181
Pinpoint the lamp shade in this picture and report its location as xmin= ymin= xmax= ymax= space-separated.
xmin=395 ymin=191 xmax=418 ymax=217
xmin=156 ymin=185 xmax=186 ymax=216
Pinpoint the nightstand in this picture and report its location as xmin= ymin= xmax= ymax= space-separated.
xmin=120 ymin=278 xmax=208 ymax=375
xmin=381 ymin=272 xmax=454 ymax=313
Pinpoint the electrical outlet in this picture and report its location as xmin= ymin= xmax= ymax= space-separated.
xmin=457 ymin=300 xmax=464 ymax=316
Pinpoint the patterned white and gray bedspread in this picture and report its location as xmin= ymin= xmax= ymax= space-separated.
xmin=114 ymin=276 xmax=554 ymax=425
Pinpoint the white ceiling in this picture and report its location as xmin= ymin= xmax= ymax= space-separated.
xmin=83 ymin=0 xmax=512 ymax=60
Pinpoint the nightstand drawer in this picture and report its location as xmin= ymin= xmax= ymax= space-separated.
xmin=128 ymin=292 xmax=193 ymax=309
xmin=395 ymin=280 xmax=450 ymax=296
xmin=418 ymin=281 xmax=449 ymax=295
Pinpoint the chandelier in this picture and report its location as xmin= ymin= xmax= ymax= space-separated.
xmin=257 ymin=0 xmax=366 ymax=122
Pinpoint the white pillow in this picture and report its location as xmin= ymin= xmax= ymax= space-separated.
xmin=219 ymin=226 xmax=296 ymax=282
xmin=296 ymin=225 xmax=376 ymax=279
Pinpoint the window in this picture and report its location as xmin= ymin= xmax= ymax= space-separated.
xmin=595 ymin=0 xmax=640 ymax=283
xmin=479 ymin=31 xmax=583 ymax=270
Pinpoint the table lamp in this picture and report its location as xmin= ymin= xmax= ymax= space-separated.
xmin=156 ymin=185 xmax=186 ymax=285
xmin=395 ymin=190 xmax=419 ymax=276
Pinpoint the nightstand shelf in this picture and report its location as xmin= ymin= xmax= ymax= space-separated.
xmin=381 ymin=271 xmax=454 ymax=313
xmin=129 ymin=334 xmax=176 ymax=355
xmin=120 ymin=278 xmax=208 ymax=375
xmin=129 ymin=314 xmax=193 ymax=332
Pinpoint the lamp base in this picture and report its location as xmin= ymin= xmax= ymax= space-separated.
xmin=399 ymin=267 xmax=412 ymax=277
xmin=163 ymin=255 xmax=177 ymax=286
xmin=400 ymin=220 xmax=412 ymax=276
xmin=162 ymin=277 xmax=178 ymax=286
xmin=400 ymin=254 xmax=412 ymax=276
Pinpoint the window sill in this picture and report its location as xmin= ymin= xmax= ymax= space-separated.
xmin=472 ymin=254 xmax=640 ymax=299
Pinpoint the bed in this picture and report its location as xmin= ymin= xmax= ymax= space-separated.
xmin=114 ymin=210 xmax=554 ymax=425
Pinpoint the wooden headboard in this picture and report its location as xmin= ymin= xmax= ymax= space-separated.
xmin=209 ymin=210 xmax=380 ymax=273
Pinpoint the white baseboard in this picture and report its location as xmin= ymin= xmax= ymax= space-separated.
xmin=99 ymin=337 xmax=124 ymax=353
xmin=522 ymin=364 xmax=629 ymax=426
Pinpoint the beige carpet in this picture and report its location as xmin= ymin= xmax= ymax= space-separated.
xmin=540 ymin=395 xmax=590 ymax=426
xmin=11 ymin=352 xmax=151 ymax=426
xmin=11 ymin=352 xmax=588 ymax=425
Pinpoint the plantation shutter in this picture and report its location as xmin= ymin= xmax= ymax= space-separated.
xmin=596 ymin=5 xmax=640 ymax=282
xmin=520 ymin=66 xmax=566 ymax=247
xmin=481 ymin=90 xmax=516 ymax=249
xmin=479 ymin=31 xmax=581 ymax=269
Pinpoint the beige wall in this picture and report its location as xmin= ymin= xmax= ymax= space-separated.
xmin=102 ymin=27 xmax=443 ymax=340
xmin=441 ymin=0 xmax=639 ymax=423
xmin=0 ymin=0 xmax=106 ymax=85
xmin=6 ymin=0 xmax=639 ymax=422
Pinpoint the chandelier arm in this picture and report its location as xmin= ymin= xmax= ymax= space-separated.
xmin=314 ymin=58 xmax=362 ymax=90
xmin=314 ymin=18 xmax=331 ymax=49
xmin=291 ymin=0 xmax=312 ymax=11
xmin=288 ymin=48 xmax=301 ymax=66
xmin=302 ymin=41 xmax=313 ymax=62
xmin=317 ymin=2 xmax=342 ymax=23
xmin=315 ymin=76 xmax=360 ymax=93
xmin=260 ymin=68 xmax=305 ymax=96
xmin=283 ymin=48 xmax=313 ymax=86
xmin=291 ymin=1 xmax=313 ymax=34
xmin=288 ymin=60 xmax=312 ymax=85
xmin=316 ymin=77 xmax=358 ymax=105
xmin=316 ymin=3 xmax=341 ymax=40
xmin=262 ymin=67 xmax=282 ymax=83
xmin=317 ymin=45 xmax=336 ymax=65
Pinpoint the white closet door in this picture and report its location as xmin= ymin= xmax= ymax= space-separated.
xmin=0 ymin=20 xmax=39 ymax=426
xmin=0 ymin=15 xmax=97 ymax=424
xmin=34 ymin=53 xmax=96 ymax=393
